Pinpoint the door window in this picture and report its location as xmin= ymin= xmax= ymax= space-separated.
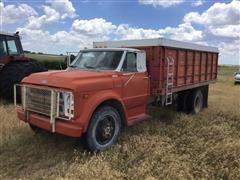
xmin=6 ymin=39 xmax=19 ymax=55
xmin=0 ymin=39 xmax=7 ymax=57
xmin=122 ymin=52 xmax=137 ymax=72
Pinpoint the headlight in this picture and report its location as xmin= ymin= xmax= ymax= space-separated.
xmin=58 ymin=91 xmax=74 ymax=120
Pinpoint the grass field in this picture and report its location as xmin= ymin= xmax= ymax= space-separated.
xmin=0 ymin=66 xmax=239 ymax=179
xmin=25 ymin=53 xmax=66 ymax=62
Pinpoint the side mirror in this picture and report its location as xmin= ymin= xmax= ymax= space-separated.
xmin=136 ymin=51 xmax=147 ymax=72
xmin=66 ymin=51 xmax=78 ymax=67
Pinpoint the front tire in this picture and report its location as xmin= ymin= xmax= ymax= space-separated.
xmin=86 ymin=106 xmax=121 ymax=152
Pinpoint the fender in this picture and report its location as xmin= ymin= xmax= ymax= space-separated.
xmin=76 ymin=90 xmax=127 ymax=132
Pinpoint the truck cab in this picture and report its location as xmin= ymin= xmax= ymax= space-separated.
xmin=15 ymin=48 xmax=150 ymax=151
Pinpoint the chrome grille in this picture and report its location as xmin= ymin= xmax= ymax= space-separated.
xmin=14 ymin=84 xmax=74 ymax=133
xmin=26 ymin=87 xmax=53 ymax=116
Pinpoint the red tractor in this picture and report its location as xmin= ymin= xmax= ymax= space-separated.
xmin=0 ymin=32 xmax=47 ymax=100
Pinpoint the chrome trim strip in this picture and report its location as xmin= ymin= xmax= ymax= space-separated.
xmin=124 ymin=73 xmax=135 ymax=86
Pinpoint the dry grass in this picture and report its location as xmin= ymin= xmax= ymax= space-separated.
xmin=0 ymin=66 xmax=240 ymax=179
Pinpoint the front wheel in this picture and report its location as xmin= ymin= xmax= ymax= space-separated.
xmin=86 ymin=106 xmax=121 ymax=152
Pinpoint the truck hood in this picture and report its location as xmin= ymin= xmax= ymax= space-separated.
xmin=22 ymin=69 xmax=115 ymax=92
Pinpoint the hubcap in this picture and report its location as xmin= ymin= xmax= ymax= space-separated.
xmin=96 ymin=115 xmax=115 ymax=145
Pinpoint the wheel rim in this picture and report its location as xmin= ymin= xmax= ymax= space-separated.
xmin=95 ymin=115 xmax=116 ymax=145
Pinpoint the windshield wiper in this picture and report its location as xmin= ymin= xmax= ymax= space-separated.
xmin=84 ymin=65 xmax=95 ymax=69
xmin=69 ymin=65 xmax=77 ymax=68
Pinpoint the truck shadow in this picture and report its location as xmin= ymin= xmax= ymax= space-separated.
xmin=147 ymin=105 xmax=179 ymax=124
xmin=0 ymin=98 xmax=11 ymax=105
xmin=121 ymin=105 xmax=180 ymax=138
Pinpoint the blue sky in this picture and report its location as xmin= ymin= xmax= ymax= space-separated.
xmin=0 ymin=0 xmax=239 ymax=65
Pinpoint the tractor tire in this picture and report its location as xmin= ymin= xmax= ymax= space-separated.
xmin=0 ymin=61 xmax=47 ymax=101
xmin=86 ymin=106 xmax=122 ymax=152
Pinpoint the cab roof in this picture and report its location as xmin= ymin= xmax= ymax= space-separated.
xmin=0 ymin=31 xmax=19 ymax=37
xmin=81 ymin=47 xmax=140 ymax=52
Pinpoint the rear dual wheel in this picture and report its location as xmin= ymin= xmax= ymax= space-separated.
xmin=190 ymin=89 xmax=203 ymax=114
xmin=178 ymin=89 xmax=204 ymax=114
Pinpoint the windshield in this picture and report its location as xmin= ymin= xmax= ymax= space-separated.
xmin=70 ymin=51 xmax=124 ymax=70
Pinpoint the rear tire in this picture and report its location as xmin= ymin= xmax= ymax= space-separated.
xmin=0 ymin=61 xmax=47 ymax=101
xmin=86 ymin=106 xmax=121 ymax=152
xmin=190 ymin=89 xmax=203 ymax=114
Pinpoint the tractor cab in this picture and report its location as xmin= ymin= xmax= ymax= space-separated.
xmin=0 ymin=32 xmax=25 ymax=67
xmin=0 ymin=32 xmax=47 ymax=101
xmin=0 ymin=32 xmax=23 ymax=61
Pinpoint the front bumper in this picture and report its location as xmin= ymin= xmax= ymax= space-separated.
xmin=17 ymin=108 xmax=83 ymax=137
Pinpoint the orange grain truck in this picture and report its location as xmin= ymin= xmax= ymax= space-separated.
xmin=15 ymin=38 xmax=218 ymax=151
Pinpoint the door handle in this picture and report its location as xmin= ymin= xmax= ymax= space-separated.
xmin=143 ymin=76 xmax=149 ymax=79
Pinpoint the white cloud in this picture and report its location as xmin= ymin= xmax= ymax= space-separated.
xmin=160 ymin=23 xmax=203 ymax=41
xmin=17 ymin=18 xmax=117 ymax=53
xmin=219 ymin=39 xmax=240 ymax=55
xmin=46 ymin=0 xmax=76 ymax=19
xmin=17 ymin=28 xmax=106 ymax=53
xmin=192 ymin=0 xmax=204 ymax=7
xmin=43 ymin=6 xmax=61 ymax=23
xmin=184 ymin=0 xmax=240 ymax=27
xmin=138 ymin=0 xmax=184 ymax=8
xmin=218 ymin=39 xmax=240 ymax=65
xmin=71 ymin=18 xmax=116 ymax=36
xmin=0 ymin=4 xmax=38 ymax=24
xmin=24 ymin=0 xmax=77 ymax=30
xmin=25 ymin=16 xmax=45 ymax=29
xmin=18 ymin=16 xmax=204 ymax=55
xmin=116 ymin=24 xmax=162 ymax=39
xmin=116 ymin=22 xmax=202 ymax=42
xmin=209 ymin=24 xmax=240 ymax=38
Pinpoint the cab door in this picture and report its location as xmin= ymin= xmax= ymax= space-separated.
xmin=119 ymin=51 xmax=149 ymax=117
